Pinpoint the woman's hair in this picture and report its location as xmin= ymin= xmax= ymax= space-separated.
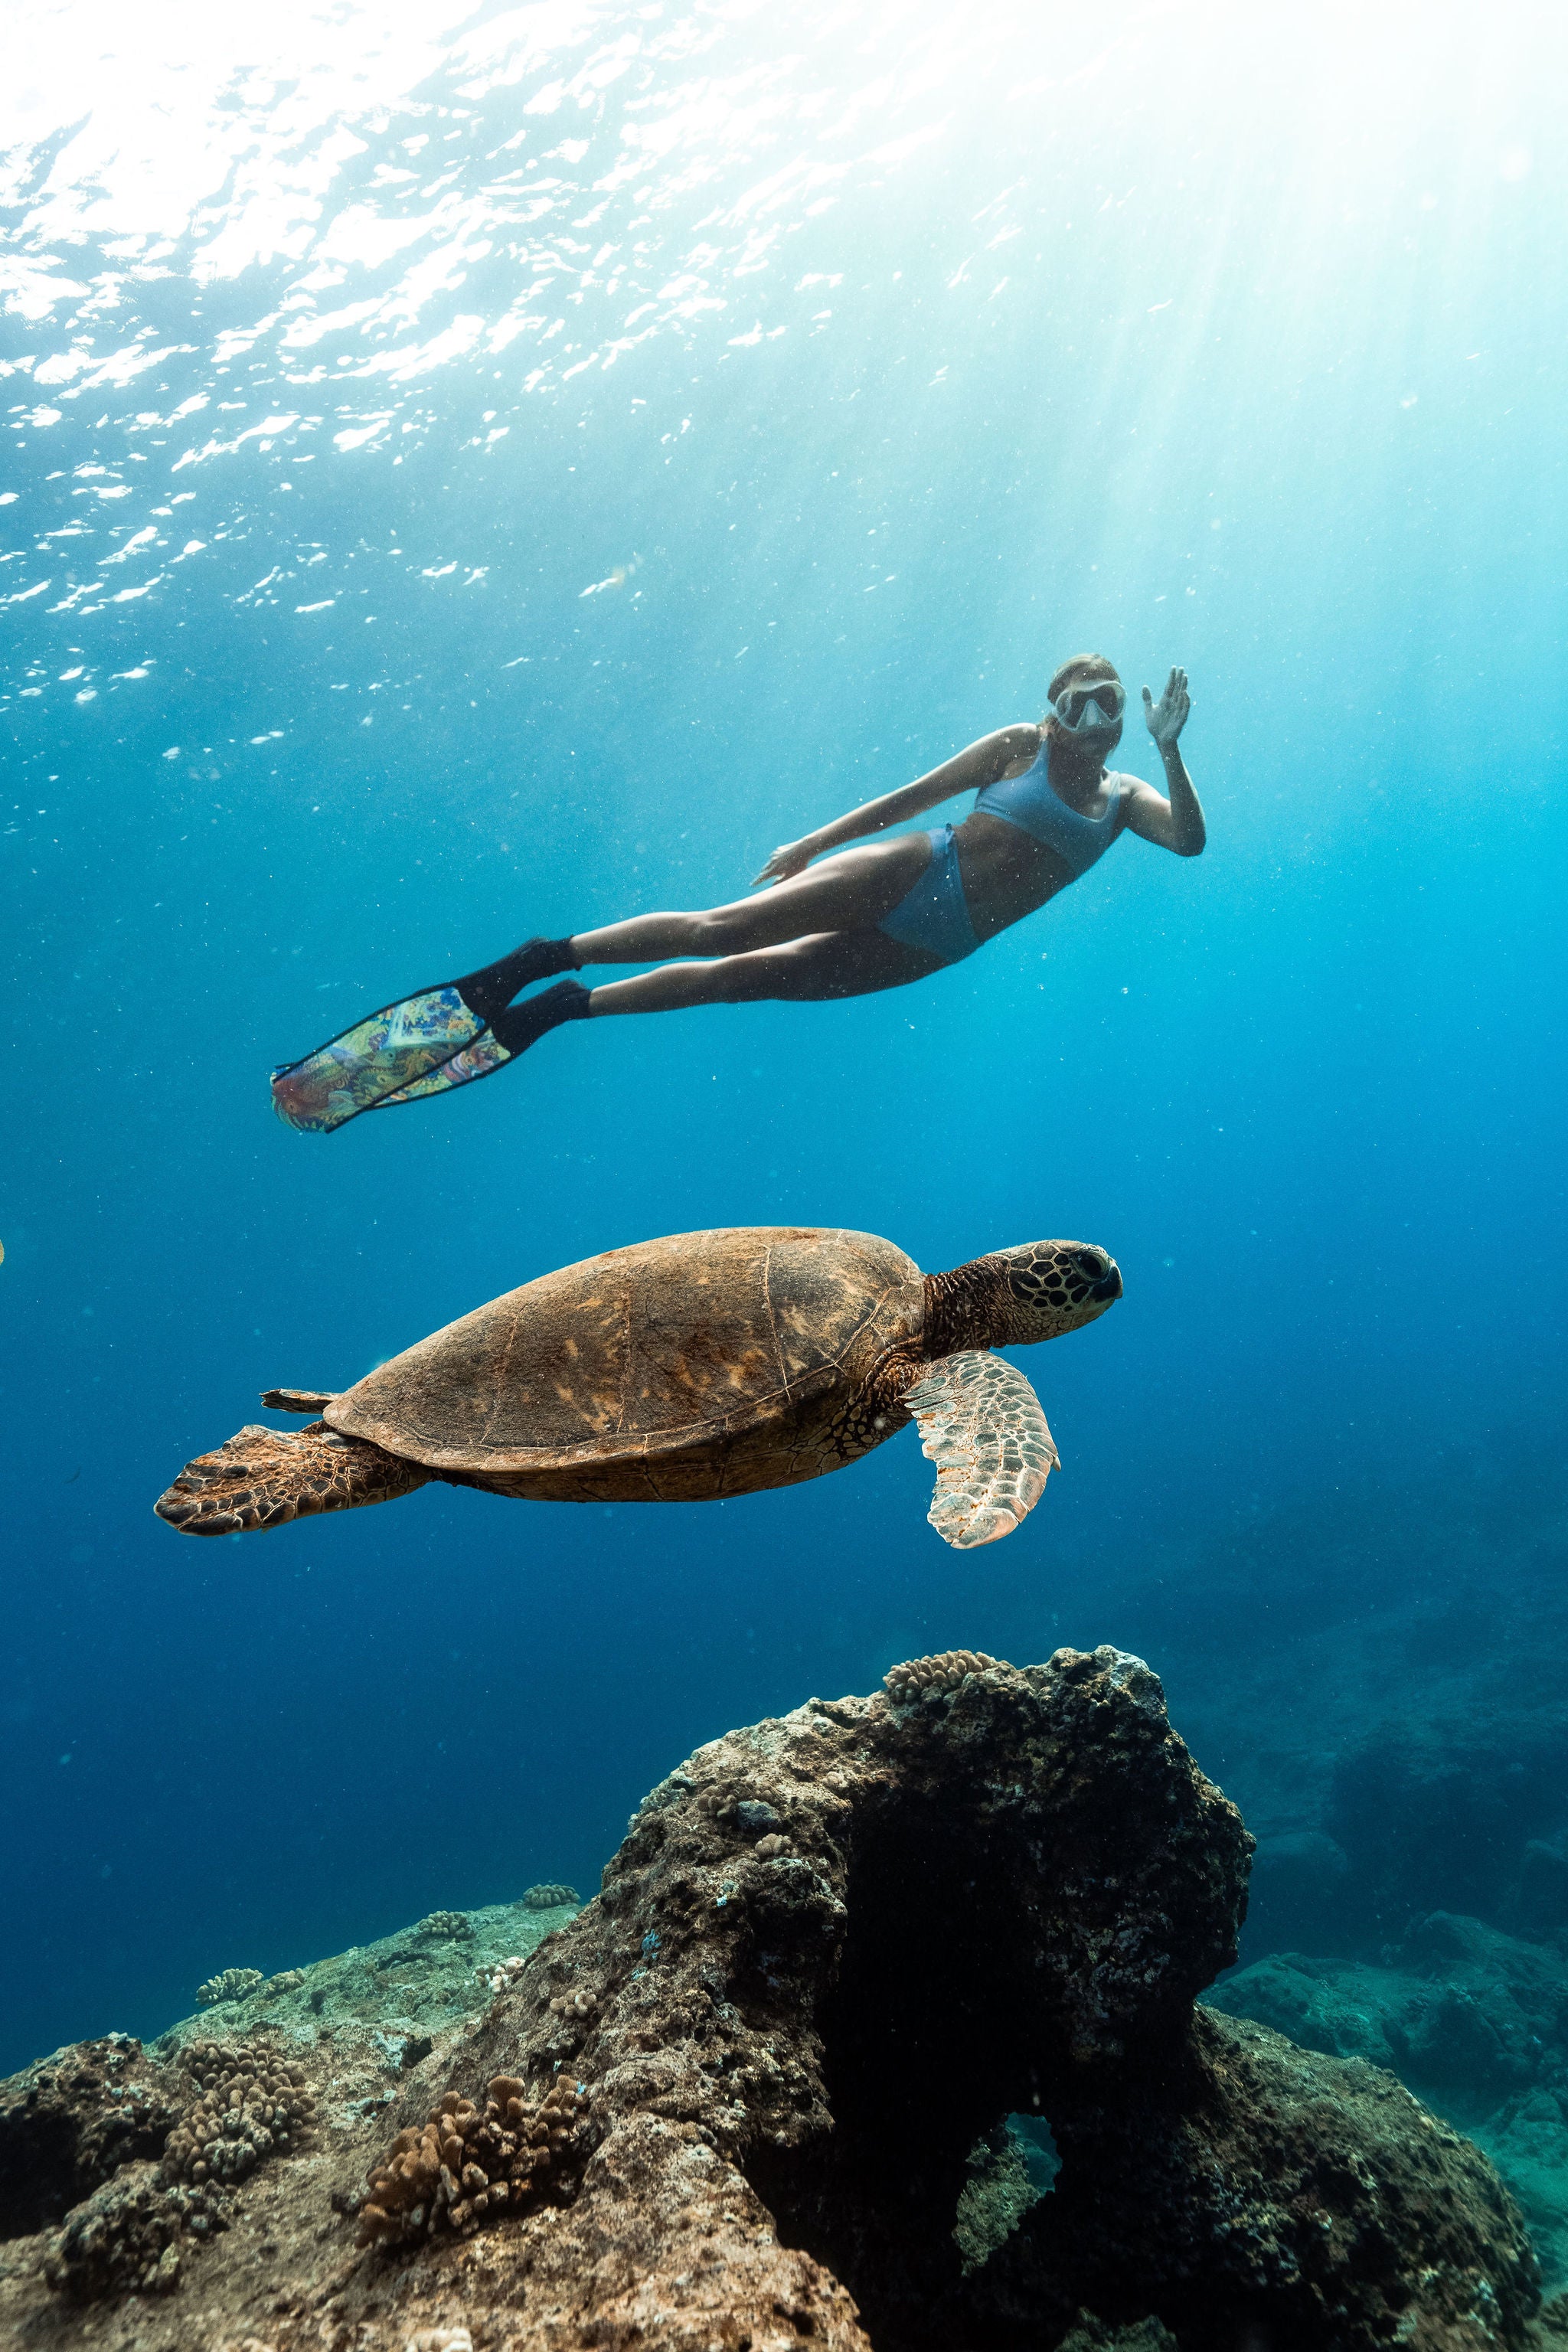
xmin=1046 ymin=652 xmax=1121 ymax=707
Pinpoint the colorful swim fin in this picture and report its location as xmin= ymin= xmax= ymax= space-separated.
xmin=270 ymin=939 xmax=580 ymax=1135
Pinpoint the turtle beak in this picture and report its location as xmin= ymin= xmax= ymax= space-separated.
xmin=1090 ymin=1257 xmax=1122 ymax=1304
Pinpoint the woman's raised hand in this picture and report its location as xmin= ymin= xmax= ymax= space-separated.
xmin=753 ymin=840 xmax=814 ymax=887
xmin=1142 ymin=666 xmax=1191 ymax=746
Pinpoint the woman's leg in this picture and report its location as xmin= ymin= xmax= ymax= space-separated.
xmin=570 ymin=831 xmax=932 ymax=968
xmin=584 ymin=926 xmax=942 ymax=1016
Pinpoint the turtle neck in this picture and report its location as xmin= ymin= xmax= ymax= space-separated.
xmin=923 ymin=1260 xmax=1011 ymax=1359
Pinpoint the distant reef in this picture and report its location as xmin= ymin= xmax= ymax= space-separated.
xmin=1128 ymin=1465 xmax=1568 ymax=1974
xmin=0 ymin=1649 xmax=1556 ymax=2350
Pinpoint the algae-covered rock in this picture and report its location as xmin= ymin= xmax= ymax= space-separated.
xmin=0 ymin=2035 xmax=179 ymax=2236
xmin=1211 ymin=1911 xmax=1568 ymax=2295
xmin=987 ymin=2007 xmax=1537 ymax=2350
xmin=1057 ymin=2321 xmax=1178 ymax=2352
xmin=953 ymin=2120 xmax=1049 ymax=2275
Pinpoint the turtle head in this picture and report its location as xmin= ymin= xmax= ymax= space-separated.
xmin=985 ymin=1240 xmax=1122 ymax=1344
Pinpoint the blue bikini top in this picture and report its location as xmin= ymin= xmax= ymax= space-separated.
xmin=975 ymin=740 xmax=1125 ymax=879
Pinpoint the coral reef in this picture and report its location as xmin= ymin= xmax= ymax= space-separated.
xmin=547 ymin=1987 xmax=597 ymax=2020
xmin=482 ymin=1954 xmax=529 ymax=1996
xmin=1057 ymin=2323 xmax=1178 ymax=2352
xmin=522 ymin=1882 xmax=579 ymax=1909
xmin=0 ymin=1650 xmax=1548 ymax=2352
xmin=196 ymin=1967 xmax=264 ymax=2008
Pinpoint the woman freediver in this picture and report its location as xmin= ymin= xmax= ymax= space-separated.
xmin=271 ymin=654 xmax=1204 ymax=1132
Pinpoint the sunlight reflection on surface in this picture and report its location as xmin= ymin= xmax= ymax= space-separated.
xmin=5 ymin=0 xmax=1548 ymax=385
xmin=2 ymin=0 xmax=1557 ymax=661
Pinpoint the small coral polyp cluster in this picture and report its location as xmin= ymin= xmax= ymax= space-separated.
xmin=523 ymin=1882 xmax=579 ymax=1909
xmin=160 ymin=2042 xmax=315 ymax=2187
xmin=415 ymin=1910 xmax=472 ymax=1939
xmin=483 ymin=1953 xmax=529 ymax=1994
xmin=359 ymin=2073 xmax=589 ymax=2245
xmin=884 ymin=1648 xmax=1000 ymax=1703
xmin=548 ymin=1986 xmax=597 ymax=2020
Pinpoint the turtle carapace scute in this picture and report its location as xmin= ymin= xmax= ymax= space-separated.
xmin=155 ymin=1226 xmax=1122 ymax=1551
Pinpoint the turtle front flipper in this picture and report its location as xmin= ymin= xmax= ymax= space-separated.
xmin=154 ymin=1421 xmax=429 ymax=1537
xmin=903 ymin=1351 xmax=1060 ymax=1549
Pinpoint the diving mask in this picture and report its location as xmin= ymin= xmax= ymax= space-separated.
xmin=1051 ymin=680 xmax=1126 ymax=733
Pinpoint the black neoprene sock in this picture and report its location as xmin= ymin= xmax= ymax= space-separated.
xmin=490 ymin=979 xmax=594 ymax=1054
xmin=456 ymin=936 xmax=580 ymax=1023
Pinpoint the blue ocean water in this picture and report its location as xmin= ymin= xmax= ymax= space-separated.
xmin=2 ymin=0 xmax=1563 ymax=2093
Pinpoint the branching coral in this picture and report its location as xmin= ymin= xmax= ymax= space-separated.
xmin=523 ymin=1883 xmax=579 ymax=1910
xmin=196 ymin=1968 xmax=263 ymax=2007
xmin=883 ymin=1649 xmax=1000 ymax=1704
xmin=158 ymin=2042 xmax=315 ymax=2187
xmin=359 ymin=2073 xmax=590 ymax=2246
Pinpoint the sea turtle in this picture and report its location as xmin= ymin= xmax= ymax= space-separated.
xmin=154 ymin=1226 xmax=1122 ymax=1550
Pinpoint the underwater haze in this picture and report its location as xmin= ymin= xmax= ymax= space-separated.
xmin=2 ymin=0 xmax=1566 ymax=2115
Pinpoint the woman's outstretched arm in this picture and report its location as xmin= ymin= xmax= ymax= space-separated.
xmin=1122 ymin=668 xmax=1206 ymax=855
xmin=753 ymin=724 xmax=1037 ymax=885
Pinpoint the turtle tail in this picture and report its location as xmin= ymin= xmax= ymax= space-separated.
xmin=154 ymin=1420 xmax=430 ymax=1537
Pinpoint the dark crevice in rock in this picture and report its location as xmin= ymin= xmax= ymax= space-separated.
xmin=0 ymin=2037 xmax=179 ymax=2239
xmin=747 ymin=1786 xmax=1083 ymax=2338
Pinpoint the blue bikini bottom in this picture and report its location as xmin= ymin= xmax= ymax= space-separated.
xmin=877 ymin=825 xmax=981 ymax=966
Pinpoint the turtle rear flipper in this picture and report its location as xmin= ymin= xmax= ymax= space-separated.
xmin=155 ymin=1422 xmax=428 ymax=1537
xmin=905 ymin=1351 xmax=1060 ymax=1549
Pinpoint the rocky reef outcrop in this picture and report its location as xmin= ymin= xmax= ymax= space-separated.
xmin=1212 ymin=1909 xmax=1568 ymax=2303
xmin=0 ymin=1648 xmax=1547 ymax=2350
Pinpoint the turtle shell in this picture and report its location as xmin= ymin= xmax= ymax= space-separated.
xmin=324 ymin=1227 xmax=924 ymax=1503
